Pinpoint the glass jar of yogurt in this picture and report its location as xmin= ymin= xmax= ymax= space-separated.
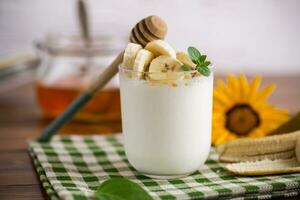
xmin=119 ymin=67 xmax=213 ymax=178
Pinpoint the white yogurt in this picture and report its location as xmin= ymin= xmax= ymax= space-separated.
xmin=119 ymin=72 xmax=213 ymax=178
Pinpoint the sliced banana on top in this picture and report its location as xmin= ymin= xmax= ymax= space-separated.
xmin=176 ymin=52 xmax=197 ymax=69
xmin=145 ymin=40 xmax=176 ymax=58
xmin=122 ymin=43 xmax=142 ymax=69
xmin=148 ymin=56 xmax=183 ymax=81
xmin=133 ymin=49 xmax=154 ymax=73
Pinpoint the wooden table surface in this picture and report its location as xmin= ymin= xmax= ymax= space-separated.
xmin=0 ymin=75 xmax=300 ymax=200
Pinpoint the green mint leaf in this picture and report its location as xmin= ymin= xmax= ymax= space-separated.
xmin=181 ymin=65 xmax=193 ymax=71
xmin=96 ymin=178 xmax=153 ymax=200
xmin=201 ymin=61 xmax=211 ymax=67
xmin=197 ymin=66 xmax=211 ymax=76
xmin=188 ymin=47 xmax=201 ymax=64
xmin=199 ymin=55 xmax=207 ymax=62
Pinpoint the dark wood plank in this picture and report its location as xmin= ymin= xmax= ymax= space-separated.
xmin=0 ymin=152 xmax=39 ymax=186
xmin=0 ymin=185 xmax=46 ymax=200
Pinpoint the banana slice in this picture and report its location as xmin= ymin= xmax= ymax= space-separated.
xmin=122 ymin=43 xmax=142 ymax=69
xmin=133 ymin=49 xmax=154 ymax=74
xmin=176 ymin=52 xmax=196 ymax=69
xmin=145 ymin=40 xmax=176 ymax=58
xmin=148 ymin=56 xmax=183 ymax=81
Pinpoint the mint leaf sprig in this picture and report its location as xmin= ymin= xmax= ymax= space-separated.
xmin=181 ymin=47 xmax=211 ymax=76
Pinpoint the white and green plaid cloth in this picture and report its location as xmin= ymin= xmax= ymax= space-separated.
xmin=28 ymin=134 xmax=300 ymax=200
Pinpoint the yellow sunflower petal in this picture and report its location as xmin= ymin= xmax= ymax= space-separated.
xmin=239 ymin=74 xmax=249 ymax=102
xmin=213 ymin=130 xmax=232 ymax=146
xmin=255 ymin=84 xmax=276 ymax=104
xmin=227 ymin=74 xmax=240 ymax=101
xmin=249 ymin=128 xmax=265 ymax=137
xmin=212 ymin=112 xmax=224 ymax=121
xmin=248 ymin=75 xmax=261 ymax=101
xmin=214 ymin=89 xmax=233 ymax=107
xmin=216 ymin=80 xmax=236 ymax=101
xmin=213 ymin=106 xmax=225 ymax=113
xmin=260 ymin=109 xmax=289 ymax=125
xmin=259 ymin=122 xmax=278 ymax=134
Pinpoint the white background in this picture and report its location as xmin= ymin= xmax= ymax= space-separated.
xmin=0 ymin=0 xmax=299 ymax=75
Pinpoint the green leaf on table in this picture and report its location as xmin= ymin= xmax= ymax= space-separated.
xmin=181 ymin=64 xmax=193 ymax=71
xmin=95 ymin=178 xmax=153 ymax=200
xmin=188 ymin=46 xmax=201 ymax=63
xmin=197 ymin=66 xmax=211 ymax=76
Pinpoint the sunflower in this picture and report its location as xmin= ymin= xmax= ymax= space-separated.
xmin=212 ymin=74 xmax=289 ymax=146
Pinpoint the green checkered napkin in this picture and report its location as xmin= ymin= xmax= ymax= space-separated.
xmin=28 ymin=134 xmax=300 ymax=200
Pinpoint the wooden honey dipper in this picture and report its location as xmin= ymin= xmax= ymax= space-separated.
xmin=38 ymin=15 xmax=167 ymax=142
xmin=130 ymin=16 xmax=167 ymax=46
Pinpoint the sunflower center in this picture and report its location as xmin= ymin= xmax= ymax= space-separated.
xmin=225 ymin=104 xmax=260 ymax=136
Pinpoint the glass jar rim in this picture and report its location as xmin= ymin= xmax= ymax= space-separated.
xmin=36 ymin=33 xmax=126 ymax=56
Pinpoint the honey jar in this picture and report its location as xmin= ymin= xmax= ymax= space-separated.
xmin=35 ymin=34 xmax=125 ymax=122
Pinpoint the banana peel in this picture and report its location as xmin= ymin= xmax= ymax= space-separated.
xmin=218 ymin=130 xmax=300 ymax=175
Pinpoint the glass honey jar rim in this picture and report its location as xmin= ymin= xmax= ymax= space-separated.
xmin=36 ymin=33 xmax=126 ymax=57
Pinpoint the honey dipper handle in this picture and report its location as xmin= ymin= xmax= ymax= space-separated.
xmin=38 ymin=51 xmax=123 ymax=142
xmin=87 ymin=51 xmax=123 ymax=94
